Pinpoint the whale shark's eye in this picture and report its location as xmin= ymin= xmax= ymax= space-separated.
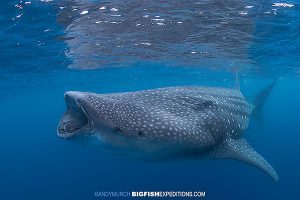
xmin=138 ymin=131 xmax=144 ymax=136
xmin=113 ymin=127 xmax=121 ymax=132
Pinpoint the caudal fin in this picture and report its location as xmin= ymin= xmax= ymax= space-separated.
xmin=252 ymin=79 xmax=278 ymax=124
xmin=212 ymin=138 xmax=279 ymax=182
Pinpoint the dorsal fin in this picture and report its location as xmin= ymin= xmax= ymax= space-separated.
xmin=212 ymin=138 xmax=278 ymax=182
xmin=234 ymin=72 xmax=240 ymax=92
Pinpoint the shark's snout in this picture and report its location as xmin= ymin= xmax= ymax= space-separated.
xmin=64 ymin=91 xmax=84 ymax=104
xmin=57 ymin=91 xmax=94 ymax=138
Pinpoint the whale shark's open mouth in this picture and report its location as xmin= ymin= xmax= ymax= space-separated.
xmin=57 ymin=92 xmax=94 ymax=138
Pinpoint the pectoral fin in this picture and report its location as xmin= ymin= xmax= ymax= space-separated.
xmin=212 ymin=138 xmax=278 ymax=182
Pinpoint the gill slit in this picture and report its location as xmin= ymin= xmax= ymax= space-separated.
xmin=80 ymin=105 xmax=95 ymax=133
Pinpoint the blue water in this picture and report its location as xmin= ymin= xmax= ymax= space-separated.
xmin=1 ymin=0 xmax=300 ymax=199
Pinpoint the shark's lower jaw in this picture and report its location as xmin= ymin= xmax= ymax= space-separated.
xmin=57 ymin=92 xmax=94 ymax=138
xmin=57 ymin=116 xmax=89 ymax=138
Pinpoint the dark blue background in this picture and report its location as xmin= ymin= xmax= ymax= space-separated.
xmin=0 ymin=1 xmax=299 ymax=199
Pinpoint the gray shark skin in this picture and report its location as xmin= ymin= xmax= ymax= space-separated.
xmin=57 ymin=81 xmax=278 ymax=182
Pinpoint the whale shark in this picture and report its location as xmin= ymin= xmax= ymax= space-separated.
xmin=57 ymin=78 xmax=278 ymax=182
